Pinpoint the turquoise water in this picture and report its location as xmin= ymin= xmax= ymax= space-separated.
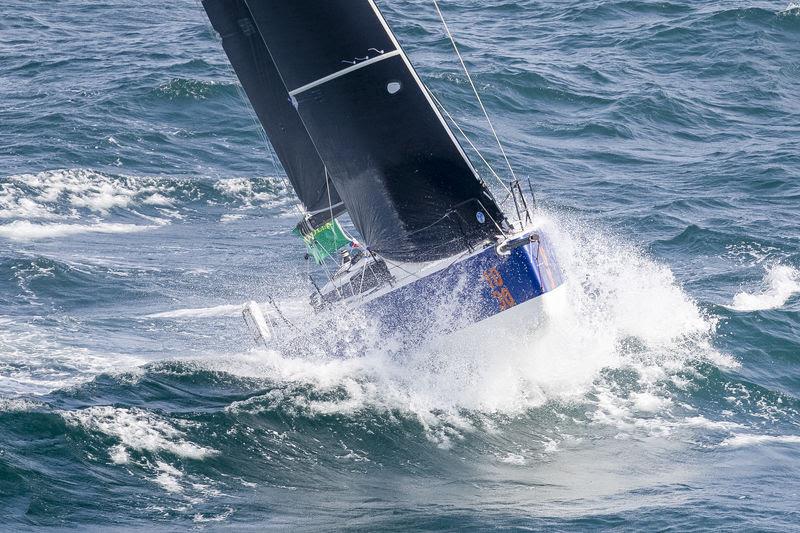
xmin=1 ymin=0 xmax=799 ymax=530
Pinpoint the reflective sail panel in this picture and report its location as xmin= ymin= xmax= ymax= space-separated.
xmin=244 ymin=0 xmax=505 ymax=262
xmin=201 ymin=0 xmax=342 ymax=217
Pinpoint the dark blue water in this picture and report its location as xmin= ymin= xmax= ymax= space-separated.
xmin=2 ymin=0 xmax=799 ymax=530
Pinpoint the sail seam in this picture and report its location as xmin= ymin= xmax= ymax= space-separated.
xmin=289 ymin=50 xmax=401 ymax=96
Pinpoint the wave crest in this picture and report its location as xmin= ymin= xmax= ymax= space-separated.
xmin=0 ymin=169 xmax=294 ymax=234
xmin=730 ymin=264 xmax=800 ymax=312
xmin=0 ymin=220 xmax=157 ymax=241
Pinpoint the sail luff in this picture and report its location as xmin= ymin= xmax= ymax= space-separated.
xmin=364 ymin=0 xmax=488 ymax=188
xmin=201 ymin=0 xmax=343 ymax=219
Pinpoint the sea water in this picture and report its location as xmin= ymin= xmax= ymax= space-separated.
xmin=1 ymin=0 xmax=799 ymax=530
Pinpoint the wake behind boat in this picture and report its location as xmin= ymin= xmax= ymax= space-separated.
xmin=201 ymin=0 xmax=564 ymax=348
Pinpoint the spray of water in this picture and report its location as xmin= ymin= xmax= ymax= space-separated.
xmin=196 ymin=211 xmax=731 ymax=445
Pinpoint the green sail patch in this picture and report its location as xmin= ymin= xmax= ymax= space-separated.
xmin=293 ymin=219 xmax=349 ymax=264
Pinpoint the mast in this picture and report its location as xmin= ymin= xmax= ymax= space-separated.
xmin=243 ymin=0 xmax=506 ymax=262
xmin=202 ymin=0 xmax=344 ymax=222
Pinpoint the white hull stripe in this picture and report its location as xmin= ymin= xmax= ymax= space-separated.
xmin=305 ymin=201 xmax=345 ymax=216
xmin=289 ymin=49 xmax=401 ymax=97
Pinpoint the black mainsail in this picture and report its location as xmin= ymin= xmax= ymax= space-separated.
xmin=205 ymin=0 xmax=505 ymax=262
xmin=202 ymin=0 xmax=344 ymax=223
xmin=204 ymin=1 xmax=564 ymax=354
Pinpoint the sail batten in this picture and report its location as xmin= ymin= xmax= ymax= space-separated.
xmin=289 ymin=50 xmax=402 ymax=97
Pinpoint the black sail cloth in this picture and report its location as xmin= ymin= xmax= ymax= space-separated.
xmin=202 ymin=0 xmax=344 ymax=220
xmin=243 ymin=0 xmax=505 ymax=262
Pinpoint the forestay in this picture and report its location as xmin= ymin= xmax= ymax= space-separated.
xmin=243 ymin=0 xmax=505 ymax=262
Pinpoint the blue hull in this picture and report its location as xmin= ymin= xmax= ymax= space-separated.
xmin=365 ymin=228 xmax=563 ymax=337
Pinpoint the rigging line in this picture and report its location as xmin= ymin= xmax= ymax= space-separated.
xmin=379 ymin=257 xmax=423 ymax=283
xmin=432 ymin=0 xmax=518 ymax=182
xmin=378 ymin=247 xmax=470 ymax=285
xmin=267 ymin=296 xmax=298 ymax=331
xmin=324 ymin=166 xmax=357 ymax=245
xmin=319 ymin=256 xmax=342 ymax=297
xmin=325 ymin=166 xmax=335 ymax=226
xmin=358 ymin=259 xmax=368 ymax=297
xmin=427 ymin=89 xmax=512 ymax=197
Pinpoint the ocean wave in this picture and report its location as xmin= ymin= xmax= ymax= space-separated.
xmin=0 ymin=398 xmax=43 ymax=413
xmin=185 ymin=211 xmax=732 ymax=446
xmin=0 ymin=169 xmax=294 ymax=225
xmin=720 ymin=433 xmax=800 ymax=447
xmin=729 ymin=264 xmax=799 ymax=312
xmin=62 ymin=406 xmax=218 ymax=462
xmin=0 ymin=318 xmax=145 ymax=396
xmin=146 ymin=303 xmax=247 ymax=319
xmin=59 ymin=405 xmax=219 ymax=495
xmin=152 ymin=78 xmax=239 ymax=101
xmin=569 ymin=0 xmax=693 ymax=21
xmin=653 ymin=224 xmax=740 ymax=255
xmin=213 ymin=176 xmax=290 ymax=209
xmin=783 ymin=1 xmax=800 ymax=15
xmin=0 ymin=220 xmax=157 ymax=241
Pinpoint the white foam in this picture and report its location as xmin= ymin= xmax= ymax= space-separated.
xmin=0 ymin=188 xmax=57 ymax=220
xmin=498 ymin=452 xmax=526 ymax=465
xmin=154 ymin=461 xmax=184 ymax=493
xmin=682 ymin=416 xmax=743 ymax=431
xmin=214 ymin=177 xmax=252 ymax=196
xmin=146 ymin=303 xmax=248 ymax=319
xmin=782 ymin=1 xmax=800 ymax=14
xmin=193 ymin=509 xmax=235 ymax=523
xmin=0 ymin=318 xmax=146 ymax=397
xmin=68 ymin=182 xmax=133 ymax=213
xmin=0 ymin=398 xmax=42 ymax=412
xmin=109 ymin=444 xmax=130 ymax=464
xmin=216 ymin=212 xmax=727 ymax=445
xmin=725 ymin=242 xmax=781 ymax=266
xmin=61 ymin=403 xmax=222 ymax=497
xmin=62 ymin=406 xmax=218 ymax=461
xmin=630 ymin=392 xmax=672 ymax=413
xmin=141 ymin=193 xmax=173 ymax=206
xmin=0 ymin=220 xmax=156 ymax=241
xmin=220 ymin=213 xmax=245 ymax=223
xmin=1 ymin=169 xmax=140 ymax=219
xmin=730 ymin=264 xmax=799 ymax=311
xmin=1 ymin=169 xmax=293 ymax=228
xmin=720 ymin=433 xmax=800 ymax=447
xmin=214 ymin=176 xmax=294 ymax=211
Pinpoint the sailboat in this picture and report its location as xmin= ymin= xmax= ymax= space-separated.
xmin=201 ymin=0 xmax=563 ymax=348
